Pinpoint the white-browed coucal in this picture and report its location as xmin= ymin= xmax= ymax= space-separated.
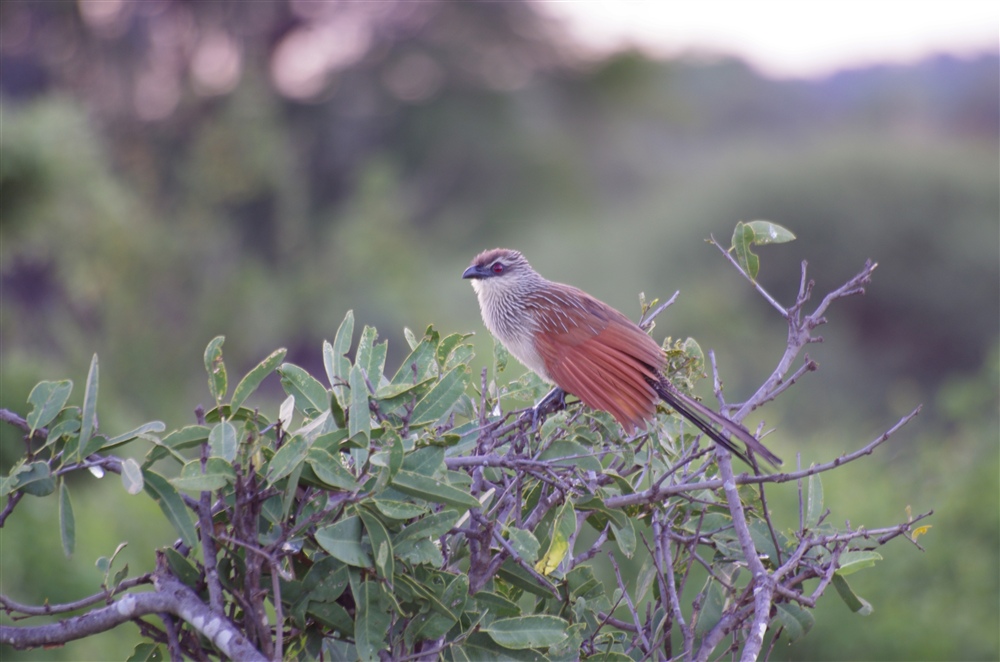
xmin=463 ymin=247 xmax=781 ymax=467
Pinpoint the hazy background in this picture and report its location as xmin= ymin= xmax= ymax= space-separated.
xmin=1 ymin=1 xmax=997 ymax=660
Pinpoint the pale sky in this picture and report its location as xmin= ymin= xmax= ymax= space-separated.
xmin=540 ymin=0 xmax=998 ymax=78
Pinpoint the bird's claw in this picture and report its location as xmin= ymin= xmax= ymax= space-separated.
xmin=530 ymin=387 xmax=567 ymax=431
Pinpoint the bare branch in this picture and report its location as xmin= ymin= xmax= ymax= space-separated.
xmin=481 ymin=514 xmax=560 ymax=599
xmin=198 ymin=443 xmax=224 ymax=614
xmin=639 ymin=290 xmax=680 ymax=330
xmin=0 ymin=570 xmax=265 ymax=661
xmin=0 ymin=575 xmax=153 ymax=617
xmin=603 ymin=405 xmax=921 ymax=510
xmin=0 ymin=408 xmax=44 ymax=438
xmin=608 ymin=552 xmax=651 ymax=654
xmin=709 ymin=237 xmax=788 ymax=317
xmin=714 ymin=449 xmax=770 ymax=661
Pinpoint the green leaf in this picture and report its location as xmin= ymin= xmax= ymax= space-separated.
xmin=121 ymin=458 xmax=144 ymax=494
xmin=172 ymin=458 xmax=234 ymax=492
xmin=266 ymin=435 xmax=310 ymax=485
xmin=496 ymin=558 xmax=556 ymax=598
xmin=80 ymin=433 xmax=107 ymax=461
xmin=566 ymin=566 xmax=603 ymax=602
xmin=26 ymin=380 xmax=73 ymax=437
xmin=506 ymin=527 xmax=540 ymax=564
xmin=203 ymin=336 xmax=227 ymax=403
xmin=313 ymin=428 xmax=354 ymax=453
xmin=10 ymin=461 xmax=56 ymax=497
xmin=493 ymin=337 xmax=510 ymax=374
xmin=775 ymin=601 xmax=814 ymax=641
xmin=401 ymin=445 xmax=444 ymax=475
xmin=398 ymin=572 xmax=464 ymax=639
xmin=126 ymin=643 xmax=164 ymax=662
xmin=832 ymin=573 xmax=874 ymax=615
xmin=111 ymin=563 xmax=129 ymax=591
xmin=160 ymin=425 xmax=211 ymax=449
xmin=281 ymin=461 xmax=304 ymax=520
xmin=302 ymin=556 xmax=349 ymax=603
xmin=436 ymin=332 xmax=474 ymax=368
xmin=474 ymin=591 xmax=521 ymax=619
xmin=694 ymin=577 xmax=725 ymax=639
xmin=278 ymin=394 xmax=295 ymax=429
xmin=731 ymin=221 xmax=760 ymax=281
xmin=746 ymin=220 xmax=796 ymax=244
xmin=328 ymin=310 xmax=355 ymax=407
xmin=389 ymin=333 xmax=439 ymax=386
xmin=610 ymin=519 xmax=637 ymax=559
xmin=403 ymin=327 xmax=418 ymax=349
xmin=391 ymin=470 xmax=479 ymax=510
xmin=538 ymin=440 xmax=603 ymax=473
xmin=78 ymin=354 xmax=99 ymax=462
xmin=395 ymin=537 xmax=444 ymax=566
xmin=444 ymin=344 xmax=474 ymax=371
xmin=45 ymin=416 xmax=81 ymax=448
xmin=348 ymin=364 xmax=371 ymax=448
xmin=59 ymin=479 xmax=75 ymax=556
xmin=371 ymin=499 xmax=427 ymax=520
xmin=548 ymin=623 xmax=586 ymax=662
xmin=329 ymin=386 xmax=347 ymax=428
xmin=373 ymin=378 xmax=435 ymax=413
xmin=483 ymin=615 xmax=569 ymax=650
xmin=581 ymin=653 xmax=631 ymax=662
xmin=352 ymin=574 xmax=391 ymax=662
xmin=143 ymin=470 xmax=198 ymax=550
xmin=208 ymin=421 xmax=238 ymax=462
xmin=358 ymin=506 xmax=394 ymax=582
xmin=231 ymin=348 xmax=287 ymax=412
xmin=306 ymin=447 xmax=357 ymax=490
xmin=806 ymin=472 xmax=824 ymax=529
xmin=163 ymin=547 xmax=201 ymax=588
xmin=410 ymin=366 xmax=470 ymax=427
xmin=356 ymin=326 xmax=388 ymax=390
xmin=632 ymin=559 xmax=657 ymax=607
xmin=307 ymin=600 xmax=354 ymax=635
xmin=279 ymin=363 xmax=330 ymax=416
xmin=462 ymin=632 xmax=549 ymax=661
xmin=837 ymin=550 xmax=882 ymax=576
xmin=385 ymin=427 xmax=404 ymax=479
xmin=392 ymin=509 xmax=460 ymax=545
xmin=748 ymin=520 xmax=783 ymax=566
xmin=316 ymin=516 xmax=372 ymax=568
xmin=100 ymin=421 xmax=166 ymax=452
xmin=145 ymin=425 xmax=210 ymax=465
xmin=111 ymin=563 xmax=128 ymax=587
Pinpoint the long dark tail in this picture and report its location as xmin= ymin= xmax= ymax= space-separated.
xmin=650 ymin=379 xmax=782 ymax=467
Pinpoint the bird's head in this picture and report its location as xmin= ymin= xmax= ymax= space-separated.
xmin=462 ymin=248 xmax=539 ymax=296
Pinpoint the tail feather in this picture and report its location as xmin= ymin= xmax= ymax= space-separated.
xmin=651 ymin=380 xmax=782 ymax=467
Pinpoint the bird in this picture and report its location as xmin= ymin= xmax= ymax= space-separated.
xmin=462 ymin=247 xmax=782 ymax=467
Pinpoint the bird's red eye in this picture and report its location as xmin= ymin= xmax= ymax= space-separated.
xmin=491 ymin=263 xmax=505 ymax=275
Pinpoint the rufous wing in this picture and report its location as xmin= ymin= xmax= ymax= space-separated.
xmin=531 ymin=286 xmax=666 ymax=432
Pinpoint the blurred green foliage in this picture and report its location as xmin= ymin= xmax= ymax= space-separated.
xmin=1 ymin=1 xmax=997 ymax=659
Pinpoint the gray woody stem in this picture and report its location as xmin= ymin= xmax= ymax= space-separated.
xmin=1 ymin=563 xmax=266 ymax=662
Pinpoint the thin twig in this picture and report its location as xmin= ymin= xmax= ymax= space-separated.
xmin=198 ymin=442 xmax=224 ymax=614
xmin=708 ymin=236 xmax=788 ymax=317
xmin=608 ymin=552 xmax=652 ymax=654
xmin=603 ymin=405 xmax=921 ymax=509
xmin=0 ymin=575 xmax=153 ymax=617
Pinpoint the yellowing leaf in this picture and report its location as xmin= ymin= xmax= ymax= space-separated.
xmin=534 ymin=534 xmax=568 ymax=575
xmin=534 ymin=501 xmax=576 ymax=575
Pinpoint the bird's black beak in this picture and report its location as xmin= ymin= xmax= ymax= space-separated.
xmin=462 ymin=265 xmax=488 ymax=280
